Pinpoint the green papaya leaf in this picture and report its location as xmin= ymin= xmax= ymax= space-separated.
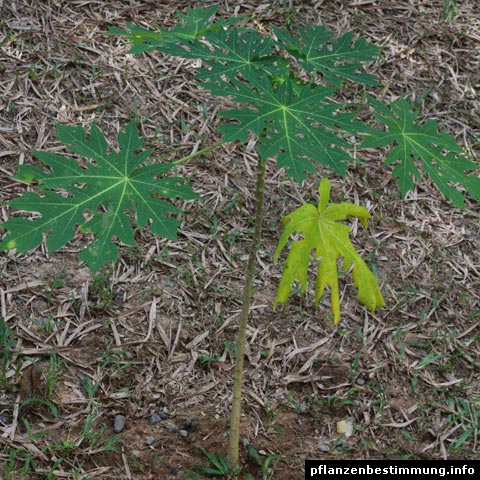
xmin=208 ymin=72 xmax=370 ymax=183
xmin=275 ymin=24 xmax=381 ymax=86
xmin=109 ymin=6 xmax=245 ymax=55
xmin=274 ymin=178 xmax=384 ymax=324
xmin=0 ymin=121 xmax=198 ymax=273
xmin=362 ymin=97 xmax=480 ymax=209
xmin=111 ymin=18 xmax=277 ymax=83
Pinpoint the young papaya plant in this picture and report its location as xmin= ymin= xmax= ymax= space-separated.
xmin=1 ymin=5 xmax=478 ymax=472
xmin=106 ymin=7 xmax=478 ymax=467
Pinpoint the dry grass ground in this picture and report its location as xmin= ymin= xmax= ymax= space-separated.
xmin=1 ymin=1 xmax=479 ymax=479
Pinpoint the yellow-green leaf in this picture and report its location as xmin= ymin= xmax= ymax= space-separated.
xmin=274 ymin=178 xmax=384 ymax=324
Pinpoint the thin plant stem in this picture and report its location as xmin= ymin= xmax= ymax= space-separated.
xmin=173 ymin=140 xmax=224 ymax=166
xmin=226 ymin=156 xmax=266 ymax=470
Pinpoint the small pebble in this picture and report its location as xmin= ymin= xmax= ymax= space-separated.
xmin=149 ymin=413 xmax=162 ymax=425
xmin=317 ymin=438 xmax=330 ymax=453
xmin=145 ymin=437 xmax=156 ymax=446
xmin=164 ymin=423 xmax=177 ymax=432
xmin=113 ymin=414 xmax=126 ymax=433
xmin=179 ymin=430 xmax=188 ymax=437
xmin=356 ymin=377 xmax=365 ymax=386
xmin=241 ymin=437 xmax=250 ymax=447
xmin=159 ymin=411 xmax=169 ymax=420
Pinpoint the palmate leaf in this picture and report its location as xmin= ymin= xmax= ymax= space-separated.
xmin=362 ymin=97 xmax=480 ymax=209
xmin=0 ymin=121 xmax=197 ymax=273
xmin=274 ymin=178 xmax=384 ymax=324
xmin=109 ymin=6 xmax=245 ymax=56
xmin=275 ymin=24 xmax=381 ymax=86
xmin=111 ymin=14 xmax=277 ymax=82
xmin=207 ymin=72 xmax=371 ymax=183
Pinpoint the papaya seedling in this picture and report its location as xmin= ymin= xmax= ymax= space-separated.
xmin=1 ymin=5 xmax=478 ymax=472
